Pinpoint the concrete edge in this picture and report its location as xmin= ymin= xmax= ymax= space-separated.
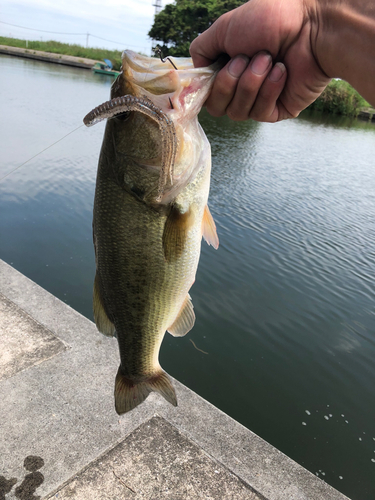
xmin=0 ymin=45 xmax=100 ymax=69
xmin=0 ymin=259 xmax=350 ymax=500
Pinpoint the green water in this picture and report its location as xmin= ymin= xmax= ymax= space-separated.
xmin=1 ymin=54 xmax=375 ymax=499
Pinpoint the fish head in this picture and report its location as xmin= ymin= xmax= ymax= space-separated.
xmin=119 ymin=50 xmax=219 ymax=123
xmin=85 ymin=50 xmax=223 ymax=203
xmin=119 ymin=50 xmax=223 ymax=203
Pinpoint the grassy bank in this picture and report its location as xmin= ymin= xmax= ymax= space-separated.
xmin=0 ymin=36 xmax=372 ymax=117
xmin=0 ymin=36 xmax=123 ymax=70
xmin=308 ymin=79 xmax=370 ymax=117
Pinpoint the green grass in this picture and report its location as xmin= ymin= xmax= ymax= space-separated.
xmin=0 ymin=36 xmax=123 ymax=70
xmin=308 ymin=79 xmax=370 ymax=116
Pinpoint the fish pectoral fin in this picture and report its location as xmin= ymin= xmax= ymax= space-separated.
xmin=93 ymin=274 xmax=116 ymax=337
xmin=167 ymin=294 xmax=195 ymax=337
xmin=202 ymin=205 xmax=219 ymax=249
xmin=115 ymin=367 xmax=177 ymax=415
xmin=162 ymin=205 xmax=195 ymax=261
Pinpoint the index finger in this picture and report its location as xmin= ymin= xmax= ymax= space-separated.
xmin=189 ymin=12 xmax=230 ymax=67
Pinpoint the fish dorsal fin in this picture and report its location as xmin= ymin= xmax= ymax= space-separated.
xmin=162 ymin=205 xmax=195 ymax=261
xmin=167 ymin=294 xmax=195 ymax=337
xmin=93 ymin=274 xmax=116 ymax=337
xmin=202 ymin=205 xmax=219 ymax=249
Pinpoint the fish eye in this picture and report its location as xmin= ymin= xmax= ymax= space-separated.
xmin=114 ymin=111 xmax=130 ymax=121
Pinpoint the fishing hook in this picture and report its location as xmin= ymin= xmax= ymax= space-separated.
xmin=154 ymin=47 xmax=178 ymax=70
xmin=154 ymin=48 xmax=175 ymax=109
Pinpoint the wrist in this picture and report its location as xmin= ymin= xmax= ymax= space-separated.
xmin=310 ymin=0 xmax=375 ymax=104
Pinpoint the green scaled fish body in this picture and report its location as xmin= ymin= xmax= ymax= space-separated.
xmin=85 ymin=50 xmax=219 ymax=414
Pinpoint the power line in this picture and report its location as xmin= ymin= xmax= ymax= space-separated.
xmin=0 ymin=20 xmax=148 ymax=50
xmin=88 ymin=34 xmax=144 ymax=49
xmin=0 ymin=21 xmax=86 ymax=35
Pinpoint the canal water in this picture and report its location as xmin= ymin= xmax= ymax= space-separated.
xmin=1 ymin=54 xmax=375 ymax=500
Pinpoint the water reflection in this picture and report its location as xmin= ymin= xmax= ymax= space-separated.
xmin=300 ymin=108 xmax=375 ymax=131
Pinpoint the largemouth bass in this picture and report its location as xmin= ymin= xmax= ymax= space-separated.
xmin=84 ymin=50 xmax=219 ymax=414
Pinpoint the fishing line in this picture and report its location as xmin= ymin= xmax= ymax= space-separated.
xmin=0 ymin=124 xmax=84 ymax=182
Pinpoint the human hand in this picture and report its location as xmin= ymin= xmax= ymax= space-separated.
xmin=190 ymin=0 xmax=330 ymax=122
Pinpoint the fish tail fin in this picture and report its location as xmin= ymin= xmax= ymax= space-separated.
xmin=147 ymin=370 xmax=178 ymax=408
xmin=114 ymin=367 xmax=177 ymax=415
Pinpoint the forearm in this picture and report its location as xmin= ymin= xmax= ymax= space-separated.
xmin=313 ymin=0 xmax=375 ymax=106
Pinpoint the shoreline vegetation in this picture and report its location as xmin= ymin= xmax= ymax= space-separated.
xmin=1 ymin=36 xmax=373 ymax=119
xmin=0 ymin=36 xmax=123 ymax=71
xmin=308 ymin=79 xmax=371 ymax=118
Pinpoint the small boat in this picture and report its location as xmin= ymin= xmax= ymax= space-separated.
xmin=92 ymin=59 xmax=120 ymax=77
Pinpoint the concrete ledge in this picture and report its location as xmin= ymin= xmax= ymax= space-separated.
xmin=0 ymin=259 xmax=350 ymax=500
xmin=0 ymin=45 xmax=100 ymax=69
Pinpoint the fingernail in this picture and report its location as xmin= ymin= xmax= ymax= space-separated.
xmin=228 ymin=55 xmax=249 ymax=78
xmin=250 ymin=51 xmax=272 ymax=76
xmin=268 ymin=62 xmax=286 ymax=82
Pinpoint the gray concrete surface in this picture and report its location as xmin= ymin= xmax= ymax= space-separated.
xmin=0 ymin=293 xmax=66 ymax=382
xmin=46 ymin=416 xmax=260 ymax=500
xmin=0 ymin=45 xmax=100 ymax=69
xmin=0 ymin=259 xmax=351 ymax=500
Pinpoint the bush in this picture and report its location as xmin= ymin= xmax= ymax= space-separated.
xmin=0 ymin=36 xmax=123 ymax=70
xmin=309 ymin=79 xmax=370 ymax=116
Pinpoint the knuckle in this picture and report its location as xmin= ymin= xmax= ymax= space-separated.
xmin=205 ymin=96 xmax=227 ymax=117
xmin=236 ymin=78 xmax=260 ymax=98
xmin=226 ymin=106 xmax=248 ymax=122
xmin=249 ymin=110 xmax=266 ymax=122
xmin=249 ymin=105 xmax=276 ymax=123
xmin=257 ymin=78 xmax=282 ymax=102
xmin=257 ymin=86 xmax=274 ymax=102
xmin=277 ymin=100 xmax=300 ymax=120
xmin=214 ymin=77 xmax=236 ymax=98
xmin=289 ymin=109 xmax=300 ymax=119
xmin=207 ymin=106 xmax=226 ymax=118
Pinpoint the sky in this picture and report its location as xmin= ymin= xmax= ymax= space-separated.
xmin=0 ymin=0 xmax=174 ymax=54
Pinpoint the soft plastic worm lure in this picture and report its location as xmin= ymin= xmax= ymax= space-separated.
xmin=83 ymin=95 xmax=177 ymax=202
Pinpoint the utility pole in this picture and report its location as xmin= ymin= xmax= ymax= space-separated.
xmin=86 ymin=33 xmax=89 ymax=48
xmin=151 ymin=0 xmax=162 ymax=55
xmin=152 ymin=0 xmax=162 ymax=16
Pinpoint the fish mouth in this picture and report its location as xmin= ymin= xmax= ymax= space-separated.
xmin=121 ymin=50 xmax=221 ymax=119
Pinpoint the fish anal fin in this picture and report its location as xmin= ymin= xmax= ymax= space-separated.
xmin=93 ymin=273 xmax=116 ymax=337
xmin=162 ymin=205 xmax=195 ymax=261
xmin=115 ymin=367 xmax=177 ymax=414
xmin=202 ymin=205 xmax=219 ymax=249
xmin=167 ymin=294 xmax=195 ymax=337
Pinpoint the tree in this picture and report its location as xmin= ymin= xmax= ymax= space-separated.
xmin=148 ymin=0 xmax=246 ymax=57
